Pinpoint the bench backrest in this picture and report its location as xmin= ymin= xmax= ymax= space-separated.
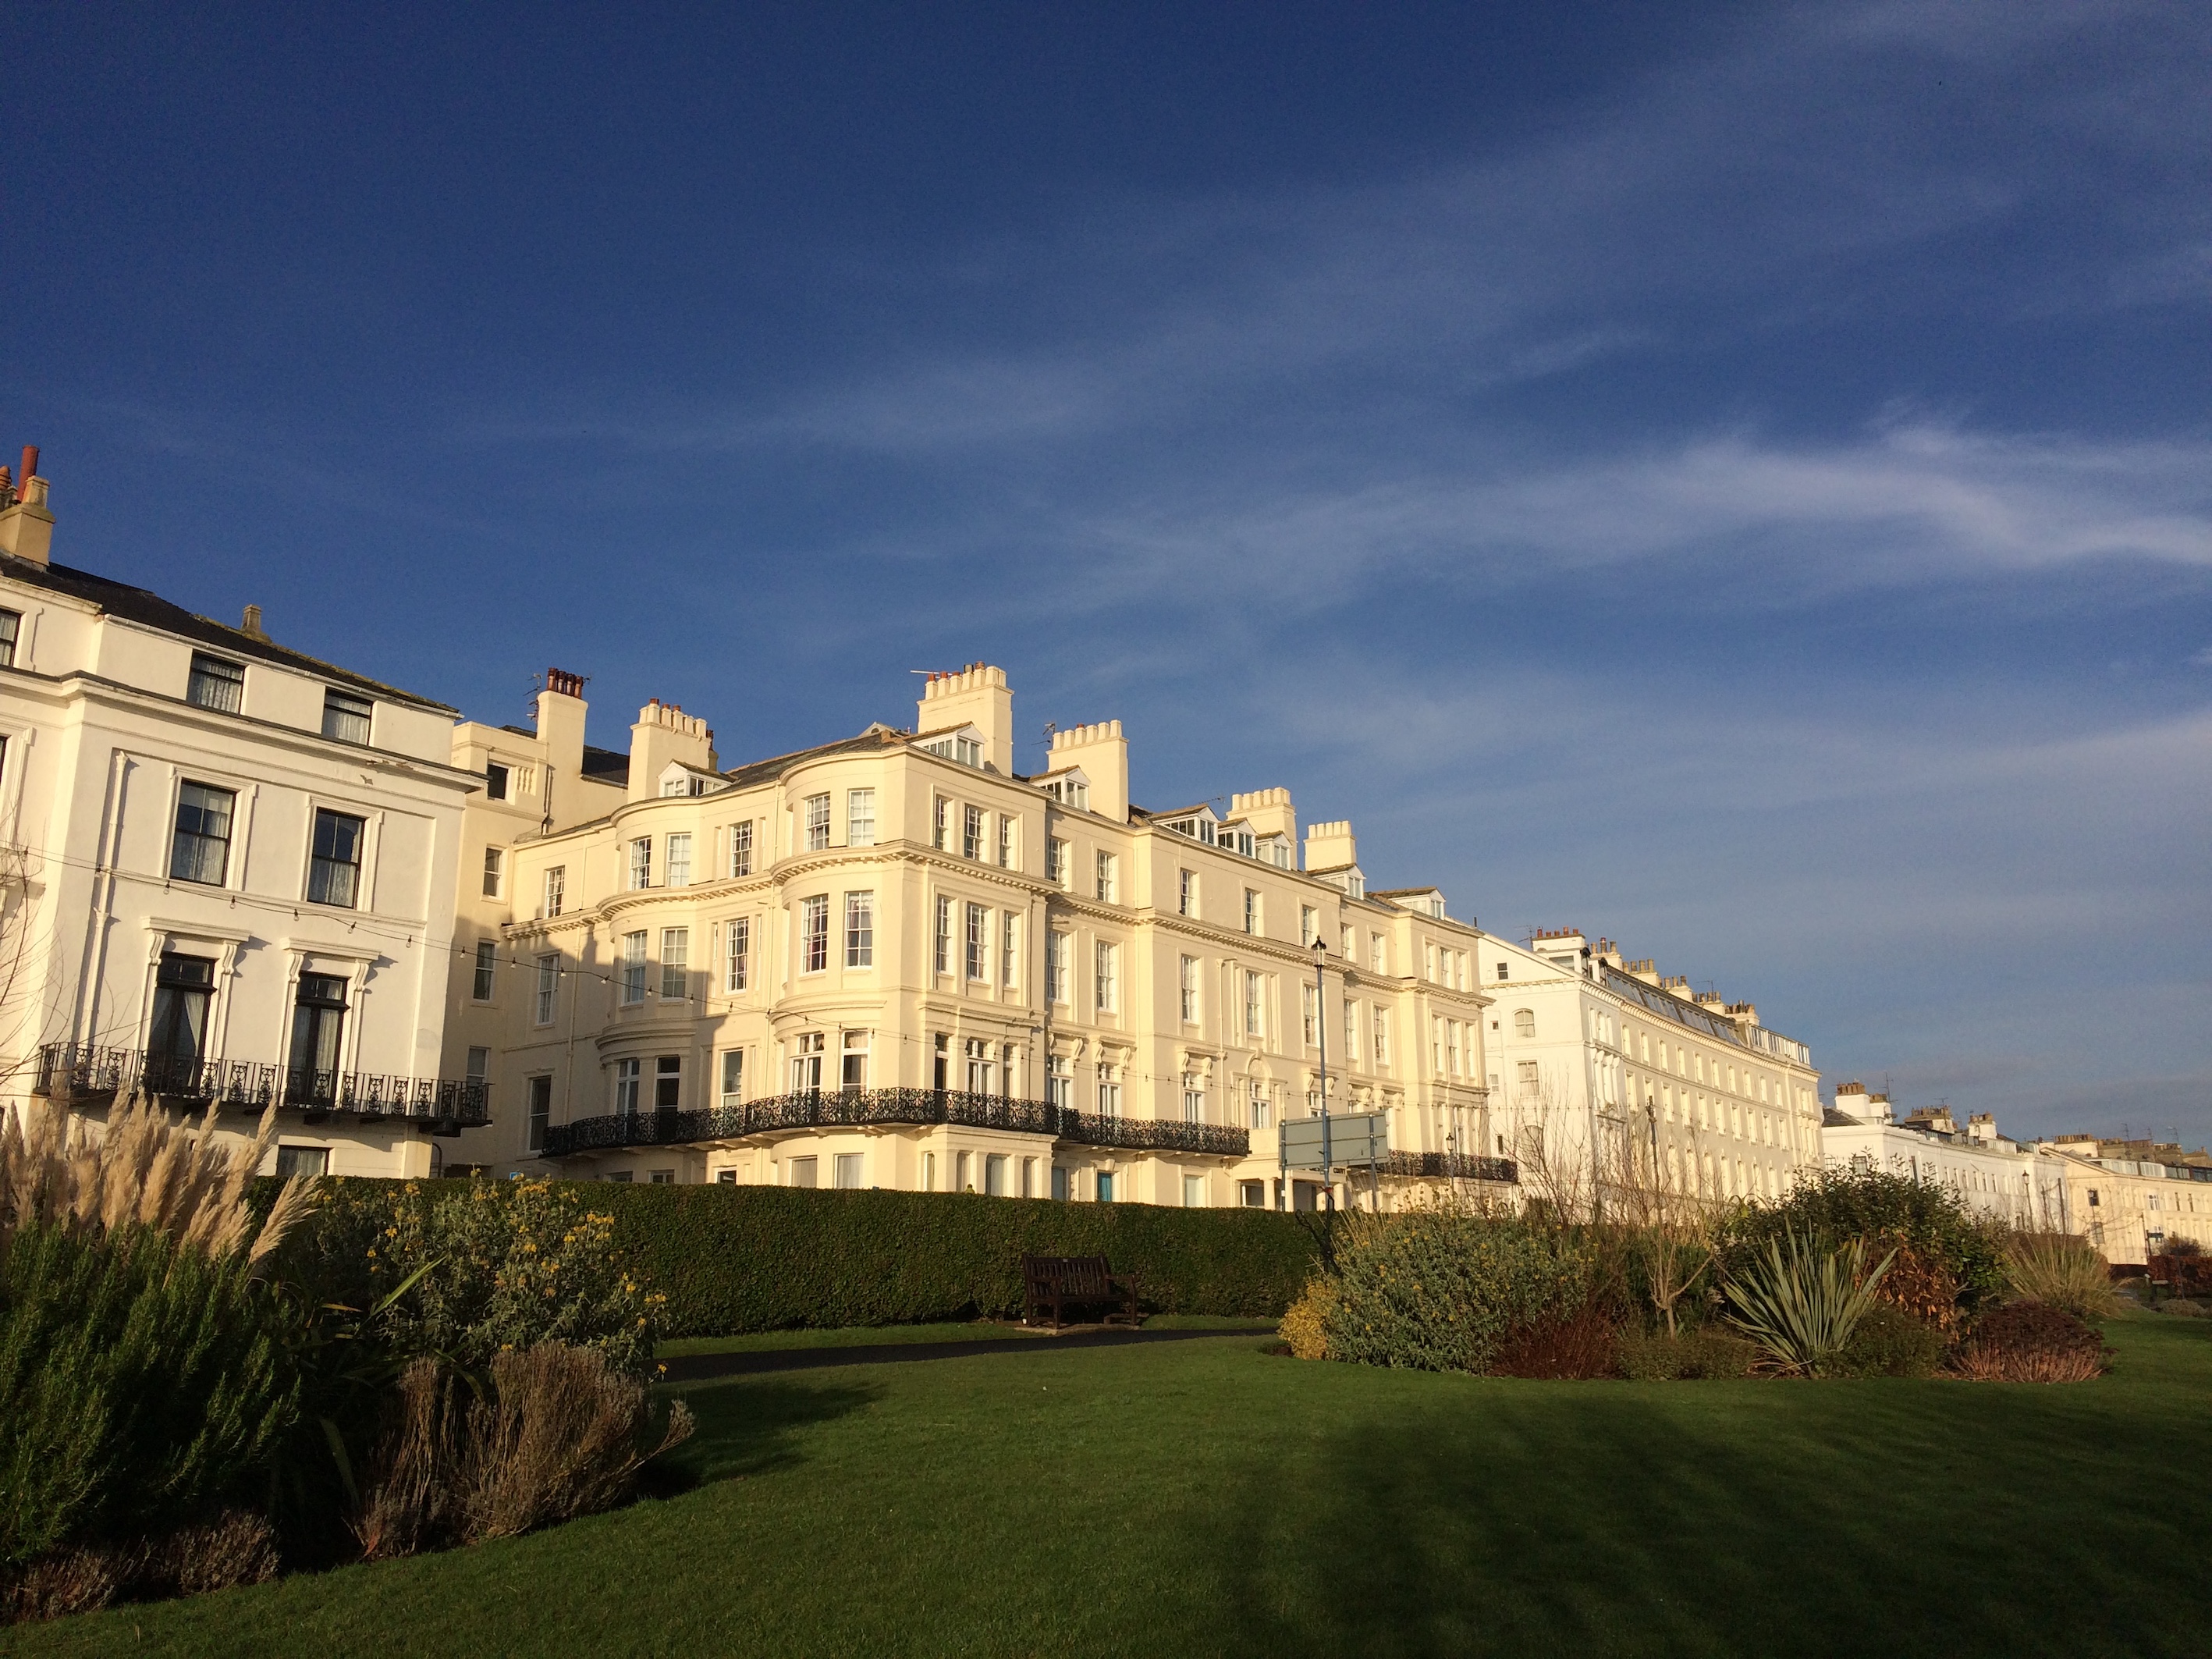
xmin=1022 ymin=1253 xmax=1117 ymax=1295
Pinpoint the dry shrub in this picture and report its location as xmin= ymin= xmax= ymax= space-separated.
xmin=459 ymin=1345 xmax=694 ymax=1540
xmin=1949 ymin=1304 xmax=2111 ymax=1384
xmin=2158 ymin=1298 xmax=2210 ymax=1318
xmin=1278 ymin=1278 xmax=1333 ymax=1360
xmin=0 ymin=1547 xmax=119 ymax=1625
xmin=147 ymin=1512 xmax=279 ymax=1598
xmin=0 ymin=1512 xmax=275 ymax=1625
xmin=1868 ymin=1240 xmax=1961 ymax=1335
xmin=353 ymin=1344 xmax=694 ymax=1558
xmin=1491 ymin=1299 xmax=1622 ymax=1380
xmin=351 ymin=1359 xmax=459 ymax=1562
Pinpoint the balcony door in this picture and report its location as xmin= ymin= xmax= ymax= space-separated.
xmin=287 ymin=972 xmax=349 ymax=1103
xmin=147 ymin=952 xmax=215 ymax=1091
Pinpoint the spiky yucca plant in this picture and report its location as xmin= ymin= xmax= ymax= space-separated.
xmin=1722 ymin=1231 xmax=1895 ymax=1376
xmin=0 ymin=1095 xmax=316 ymax=1265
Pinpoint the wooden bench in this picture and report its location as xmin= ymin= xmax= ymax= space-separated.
xmin=1022 ymin=1253 xmax=1141 ymax=1330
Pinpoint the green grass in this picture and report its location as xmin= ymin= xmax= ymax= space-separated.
xmin=655 ymin=1313 xmax=1276 ymax=1356
xmin=15 ymin=1316 xmax=2212 ymax=1657
xmin=653 ymin=1321 xmax=1048 ymax=1357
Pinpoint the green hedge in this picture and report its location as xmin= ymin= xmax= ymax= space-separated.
xmin=275 ymin=1179 xmax=1326 ymax=1338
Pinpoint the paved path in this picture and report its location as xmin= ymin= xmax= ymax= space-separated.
xmin=659 ymin=1325 xmax=1276 ymax=1382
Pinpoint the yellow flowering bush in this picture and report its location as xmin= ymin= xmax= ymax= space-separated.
xmin=364 ymin=1181 xmax=662 ymax=1377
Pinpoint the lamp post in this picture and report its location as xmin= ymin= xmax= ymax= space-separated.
xmin=1314 ymin=935 xmax=1332 ymax=1213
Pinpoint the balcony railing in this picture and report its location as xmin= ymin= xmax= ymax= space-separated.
xmin=34 ymin=1043 xmax=492 ymax=1128
xmin=1379 ymin=1150 xmax=1520 ymax=1185
xmin=541 ymin=1086 xmax=1252 ymax=1160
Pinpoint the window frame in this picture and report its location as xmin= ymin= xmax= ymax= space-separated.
xmin=659 ymin=927 xmax=689 ymax=1000
xmin=725 ymin=914 xmax=751 ymax=992
xmin=845 ymin=890 xmax=875 ymax=968
xmin=305 ymin=806 xmax=367 ymax=908
xmin=847 ymin=788 xmax=876 ymax=847
xmin=321 ymin=688 xmax=373 ymax=746
xmin=186 ymin=652 xmax=245 ymax=714
xmin=169 ymin=780 xmax=236 ymax=887
xmin=800 ymin=895 xmax=830 ymax=974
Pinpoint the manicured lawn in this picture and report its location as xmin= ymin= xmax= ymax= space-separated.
xmin=15 ymin=1316 xmax=2212 ymax=1657
xmin=657 ymin=1313 xmax=1274 ymax=1357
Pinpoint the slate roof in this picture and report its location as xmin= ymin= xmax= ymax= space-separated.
xmin=1 ymin=552 xmax=455 ymax=712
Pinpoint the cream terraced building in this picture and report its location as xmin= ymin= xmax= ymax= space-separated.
xmin=0 ymin=453 xmax=485 ymax=1178
xmin=1477 ymin=928 xmax=1823 ymax=1207
xmin=445 ymin=663 xmax=1509 ymax=1206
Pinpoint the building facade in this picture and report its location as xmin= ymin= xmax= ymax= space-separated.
xmin=0 ymin=455 xmax=485 ymax=1176
xmin=2033 ymin=1136 xmax=2212 ymax=1267
xmin=1477 ymin=928 xmax=1824 ymax=1207
xmin=447 ymin=664 xmax=1510 ymax=1206
xmin=1820 ymin=1084 xmax=2059 ymax=1226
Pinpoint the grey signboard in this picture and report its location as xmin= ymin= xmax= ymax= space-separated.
xmin=1279 ymin=1112 xmax=1389 ymax=1171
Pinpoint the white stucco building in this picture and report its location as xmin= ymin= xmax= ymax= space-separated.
xmin=0 ymin=452 xmax=484 ymax=1177
xmin=1820 ymin=1084 xmax=2059 ymax=1226
xmin=1477 ymin=929 xmax=1824 ymax=1207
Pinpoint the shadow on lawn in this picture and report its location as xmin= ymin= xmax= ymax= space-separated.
xmin=647 ymin=1376 xmax=883 ymax=1495
xmin=1185 ymin=1362 xmax=2212 ymax=1659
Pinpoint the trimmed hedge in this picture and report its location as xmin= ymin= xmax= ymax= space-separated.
xmin=274 ymin=1179 xmax=1325 ymax=1338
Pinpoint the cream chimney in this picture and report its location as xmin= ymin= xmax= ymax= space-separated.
xmin=0 ymin=448 xmax=54 ymax=566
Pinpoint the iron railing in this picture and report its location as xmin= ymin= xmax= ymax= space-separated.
xmin=541 ymin=1085 xmax=1252 ymax=1160
xmin=1378 ymin=1150 xmax=1520 ymax=1185
xmin=34 ymin=1043 xmax=492 ymax=1128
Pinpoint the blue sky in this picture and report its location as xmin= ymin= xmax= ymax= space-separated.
xmin=5 ymin=3 xmax=2207 ymax=1141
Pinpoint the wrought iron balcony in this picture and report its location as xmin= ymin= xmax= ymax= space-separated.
xmin=1378 ymin=1149 xmax=1520 ymax=1185
xmin=34 ymin=1043 xmax=492 ymax=1130
xmin=541 ymin=1085 xmax=1252 ymax=1160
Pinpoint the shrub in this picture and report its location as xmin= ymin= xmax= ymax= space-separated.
xmin=299 ymin=1179 xmax=664 ymax=1377
xmin=1490 ymin=1298 xmax=1621 ymax=1380
xmin=1319 ymin=1211 xmax=1596 ymax=1374
xmin=0 ymin=1224 xmax=295 ymax=1570
xmin=458 ymin=1345 xmax=695 ymax=1540
xmin=0 ymin=1511 xmax=275 ymax=1625
xmin=353 ymin=1346 xmax=694 ymax=1558
xmin=1832 ymin=1302 xmax=1946 ymax=1379
xmin=1867 ymin=1242 xmax=1961 ymax=1335
xmin=1617 ymin=1329 xmax=1759 ymax=1380
xmin=1279 ymin=1278 xmax=1333 ymax=1360
xmin=2157 ymin=1298 xmax=2209 ymax=1318
xmin=281 ymin=1178 xmax=1322 ymax=1338
xmin=1721 ymin=1232 xmax=1893 ymax=1376
xmin=2149 ymin=1252 xmax=2212 ymax=1298
xmin=1949 ymin=1304 xmax=2111 ymax=1383
xmin=1723 ymin=1167 xmax=2004 ymax=1322
xmin=2006 ymin=1234 xmax=2121 ymax=1320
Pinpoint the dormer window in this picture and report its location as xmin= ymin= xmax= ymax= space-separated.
xmin=1042 ymin=770 xmax=1091 ymax=811
xmin=922 ymin=728 xmax=984 ymax=769
xmin=187 ymin=652 xmax=244 ymax=714
xmin=321 ymin=688 xmax=372 ymax=745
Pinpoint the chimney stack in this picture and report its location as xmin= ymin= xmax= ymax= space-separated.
xmin=0 ymin=444 xmax=53 ymax=565
xmin=241 ymin=604 xmax=266 ymax=639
